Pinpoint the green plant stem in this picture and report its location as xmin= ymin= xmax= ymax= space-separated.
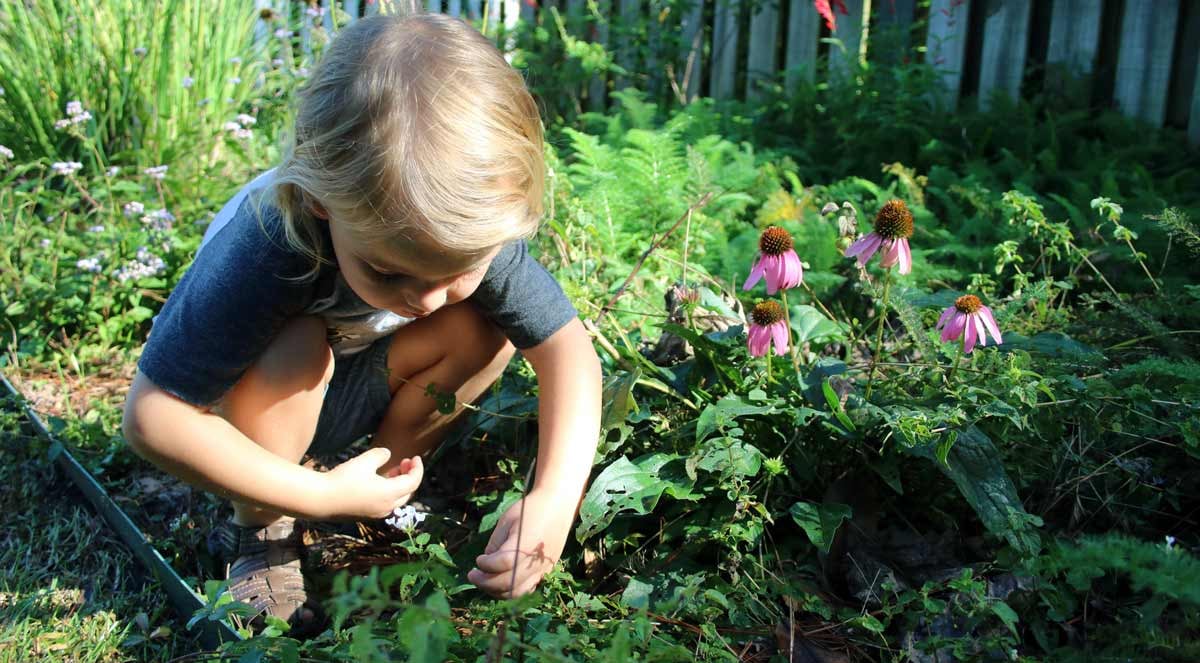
xmin=947 ymin=344 xmax=965 ymax=384
xmin=780 ymin=290 xmax=800 ymax=375
xmin=765 ymin=349 xmax=772 ymax=384
xmin=801 ymin=281 xmax=838 ymax=323
xmin=863 ymin=269 xmax=892 ymax=400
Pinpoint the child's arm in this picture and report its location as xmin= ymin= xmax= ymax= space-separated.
xmin=123 ymin=373 xmax=423 ymax=520
xmin=467 ymin=317 xmax=601 ymax=597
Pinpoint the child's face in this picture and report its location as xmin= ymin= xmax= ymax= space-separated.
xmin=326 ymin=215 xmax=498 ymax=319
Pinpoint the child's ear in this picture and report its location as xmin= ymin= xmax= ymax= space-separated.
xmin=304 ymin=194 xmax=330 ymax=221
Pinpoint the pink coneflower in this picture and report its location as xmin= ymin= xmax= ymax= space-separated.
xmin=747 ymin=301 xmax=789 ymax=357
xmin=744 ymin=226 xmax=803 ymax=294
xmin=936 ymin=295 xmax=1003 ymax=354
xmin=844 ymin=199 xmax=914 ymax=274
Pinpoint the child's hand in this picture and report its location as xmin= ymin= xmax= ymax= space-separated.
xmin=322 ymin=447 xmax=423 ymax=520
xmin=467 ymin=489 xmax=575 ymax=598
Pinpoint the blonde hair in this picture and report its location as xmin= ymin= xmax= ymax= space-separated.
xmin=258 ymin=12 xmax=545 ymax=278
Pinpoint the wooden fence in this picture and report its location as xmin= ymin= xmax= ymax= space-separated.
xmin=264 ymin=0 xmax=1200 ymax=145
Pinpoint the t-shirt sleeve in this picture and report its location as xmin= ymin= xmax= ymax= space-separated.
xmin=136 ymin=200 xmax=316 ymax=407
xmin=470 ymin=240 xmax=578 ymax=349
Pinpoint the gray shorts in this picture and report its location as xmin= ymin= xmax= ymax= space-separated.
xmin=306 ymin=334 xmax=394 ymax=458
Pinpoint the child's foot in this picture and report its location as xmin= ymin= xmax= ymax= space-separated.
xmin=219 ymin=519 xmax=328 ymax=638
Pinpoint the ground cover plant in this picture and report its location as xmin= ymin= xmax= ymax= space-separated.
xmin=2 ymin=1 xmax=1200 ymax=661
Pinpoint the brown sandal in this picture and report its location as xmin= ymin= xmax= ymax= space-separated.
xmin=219 ymin=519 xmax=327 ymax=638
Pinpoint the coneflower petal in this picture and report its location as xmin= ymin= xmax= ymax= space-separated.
xmin=980 ymin=306 xmax=1003 ymax=345
xmin=781 ymin=250 xmax=804 ymax=290
xmin=743 ymin=255 xmax=766 ymax=291
xmin=963 ymin=314 xmax=978 ymax=353
xmin=763 ymin=254 xmax=783 ymax=294
xmin=845 ymin=233 xmax=882 ymax=266
xmin=880 ymin=238 xmax=903 ymax=268
xmin=747 ymin=324 xmax=770 ymax=357
xmin=936 ymin=305 xmax=954 ymax=330
xmin=897 ymin=238 xmax=912 ymax=274
xmin=973 ymin=314 xmax=987 ymax=347
xmin=770 ymin=320 xmax=789 ymax=355
xmin=943 ymin=312 xmax=967 ymax=342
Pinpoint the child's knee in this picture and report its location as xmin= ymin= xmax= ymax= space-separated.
xmin=445 ymin=304 xmax=515 ymax=369
xmin=226 ymin=316 xmax=333 ymax=404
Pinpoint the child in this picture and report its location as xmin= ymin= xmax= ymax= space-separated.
xmin=121 ymin=13 xmax=601 ymax=636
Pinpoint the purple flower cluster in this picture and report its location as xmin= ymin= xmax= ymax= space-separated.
xmin=141 ymin=208 xmax=176 ymax=232
xmin=54 ymin=101 xmax=92 ymax=131
xmin=115 ymin=246 xmax=166 ymax=283
xmin=143 ymin=165 xmax=168 ymax=180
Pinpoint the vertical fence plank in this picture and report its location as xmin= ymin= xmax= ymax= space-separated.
xmin=588 ymin=0 xmax=612 ymax=111
xmin=746 ymin=0 xmax=780 ymax=99
xmin=466 ymin=0 xmax=481 ymax=19
xmin=447 ymin=0 xmax=462 ymax=16
xmin=366 ymin=0 xmax=381 ymax=14
xmin=1191 ymin=60 xmax=1200 ymax=146
xmin=874 ymin=0 xmax=914 ymax=63
xmin=785 ymin=0 xmax=821 ymax=89
xmin=321 ymin=0 xmax=336 ymax=32
xmin=1046 ymin=0 xmax=1101 ymax=76
xmin=710 ymin=0 xmax=740 ymax=99
xmin=679 ymin=0 xmax=704 ymax=102
xmin=521 ymin=0 xmax=537 ymax=23
xmin=976 ymin=0 xmax=1031 ymax=110
xmin=828 ymin=0 xmax=867 ymax=80
xmin=615 ymin=0 xmax=641 ymax=90
xmin=925 ymin=0 xmax=970 ymax=110
xmin=426 ymin=0 xmax=440 ymax=11
xmin=344 ymin=0 xmax=359 ymax=24
xmin=1114 ymin=0 xmax=1179 ymax=127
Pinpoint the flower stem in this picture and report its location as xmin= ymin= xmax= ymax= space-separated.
xmin=864 ymin=269 xmax=892 ymax=400
xmin=802 ymin=281 xmax=838 ymax=324
xmin=947 ymin=343 xmax=965 ymax=384
xmin=780 ymin=290 xmax=800 ymax=375
xmin=765 ymin=349 xmax=773 ymax=384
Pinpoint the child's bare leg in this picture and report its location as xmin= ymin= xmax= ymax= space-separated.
xmin=373 ymin=302 xmax=515 ymax=472
xmin=212 ymin=315 xmax=333 ymax=527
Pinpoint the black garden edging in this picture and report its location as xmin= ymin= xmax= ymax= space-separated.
xmin=1 ymin=373 xmax=241 ymax=650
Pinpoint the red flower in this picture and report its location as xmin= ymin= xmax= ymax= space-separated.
xmin=813 ymin=0 xmax=849 ymax=32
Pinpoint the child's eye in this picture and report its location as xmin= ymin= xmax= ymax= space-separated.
xmin=364 ymin=262 xmax=409 ymax=284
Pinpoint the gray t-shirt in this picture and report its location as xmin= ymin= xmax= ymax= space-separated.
xmin=138 ymin=174 xmax=577 ymax=408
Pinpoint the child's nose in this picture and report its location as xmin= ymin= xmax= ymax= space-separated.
xmin=411 ymin=285 xmax=448 ymax=313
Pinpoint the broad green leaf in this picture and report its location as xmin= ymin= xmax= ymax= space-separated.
xmin=789 ymin=501 xmax=852 ymax=553
xmin=695 ymin=394 xmax=774 ymax=442
xmin=620 ymin=577 xmax=653 ymax=609
xmin=601 ymin=368 xmax=640 ymax=432
xmin=991 ymin=601 xmax=1020 ymax=636
xmin=822 ymin=379 xmax=855 ymax=432
xmin=689 ymin=438 xmax=764 ymax=479
xmin=1001 ymin=332 xmax=1103 ymax=363
xmin=906 ymin=426 xmax=1043 ymax=557
xmin=788 ymin=304 xmax=846 ymax=345
xmin=576 ymin=454 xmax=696 ymax=541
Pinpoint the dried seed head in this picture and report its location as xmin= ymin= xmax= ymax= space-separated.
xmin=873 ymin=199 xmax=914 ymax=240
xmin=260 ymin=8 xmax=276 ymax=19
xmin=751 ymin=300 xmax=786 ymax=326
xmin=954 ymin=295 xmax=983 ymax=314
xmin=758 ymin=226 xmax=794 ymax=256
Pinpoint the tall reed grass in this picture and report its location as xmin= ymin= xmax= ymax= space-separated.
xmin=0 ymin=0 xmax=266 ymax=168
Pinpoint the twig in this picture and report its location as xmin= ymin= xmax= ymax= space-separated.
xmin=593 ymin=192 xmax=714 ymax=325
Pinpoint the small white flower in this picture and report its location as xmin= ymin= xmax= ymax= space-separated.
xmin=141 ymin=208 xmax=176 ymax=231
xmin=1166 ymin=535 xmax=1177 ymax=549
xmin=76 ymin=257 xmax=102 ymax=273
xmin=51 ymin=161 xmax=83 ymax=176
xmin=143 ymin=165 xmax=168 ymax=180
xmin=229 ymin=56 xmax=242 ymax=65
xmin=71 ymin=111 xmax=92 ymax=125
xmin=221 ymin=121 xmax=242 ymax=132
xmin=295 ymin=67 xmax=310 ymax=78
xmin=230 ymin=76 xmax=242 ymax=85
xmin=384 ymin=505 xmax=428 ymax=531
xmin=123 ymin=201 xmax=145 ymax=217
xmin=0 ymin=145 xmax=13 ymax=160
xmin=66 ymin=100 xmax=84 ymax=117
xmin=272 ymin=58 xmax=284 ymax=68
xmin=233 ymin=128 xmax=253 ymax=140
xmin=40 ymin=238 xmax=52 ymax=248
xmin=235 ymin=113 xmax=256 ymax=126
xmin=54 ymin=118 xmax=72 ymax=131
xmin=274 ymin=28 xmax=294 ymax=39
xmin=182 ymin=76 xmax=194 ymax=89
xmin=305 ymin=6 xmax=325 ymax=17
xmin=106 ymin=166 xmax=119 ymax=177
xmin=133 ymin=46 xmax=147 ymax=57
xmin=87 ymin=224 xmax=105 ymax=233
